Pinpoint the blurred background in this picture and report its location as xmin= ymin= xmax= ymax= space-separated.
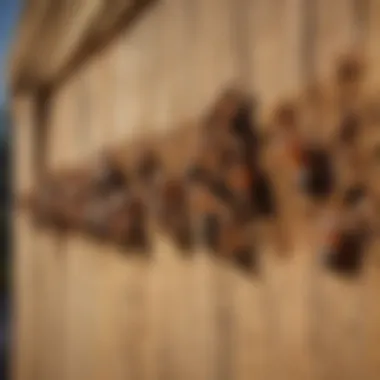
xmin=0 ymin=1 xmax=21 ymax=378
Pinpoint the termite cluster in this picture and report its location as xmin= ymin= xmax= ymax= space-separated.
xmin=22 ymin=53 xmax=380 ymax=276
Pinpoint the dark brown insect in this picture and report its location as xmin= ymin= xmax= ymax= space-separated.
xmin=135 ymin=149 xmax=162 ymax=185
xmin=323 ymin=186 xmax=370 ymax=276
xmin=338 ymin=111 xmax=361 ymax=146
xmin=230 ymin=95 xmax=261 ymax=166
xmin=91 ymin=155 xmax=129 ymax=197
xmin=251 ymin=168 xmax=278 ymax=219
xmin=200 ymin=213 xmax=222 ymax=253
xmin=219 ymin=217 xmax=258 ymax=272
xmin=209 ymin=88 xmax=245 ymax=127
xmin=232 ymin=245 xmax=258 ymax=272
xmin=108 ymin=196 xmax=151 ymax=252
xmin=274 ymin=101 xmax=298 ymax=131
xmin=336 ymin=55 xmax=364 ymax=86
xmin=298 ymin=141 xmax=335 ymax=205
xmin=159 ymin=178 xmax=193 ymax=251
xmin=324 ymin=228 xmax=368 ymax=277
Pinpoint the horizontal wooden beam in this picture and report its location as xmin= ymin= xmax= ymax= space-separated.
xmin=9 ymin=0 xmax=158 ymax=94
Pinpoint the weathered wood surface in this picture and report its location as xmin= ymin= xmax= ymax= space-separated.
xmin=12 ymin=96 xmax=38 ymax=380
xmin=12 ymin=1 xmax=380 ymax=380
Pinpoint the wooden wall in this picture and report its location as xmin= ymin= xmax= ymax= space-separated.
xmin=12 ymin=1 xmax=380 ymax=380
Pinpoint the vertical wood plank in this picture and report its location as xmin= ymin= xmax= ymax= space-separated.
xmin=362 ymin=3 xmax=380 ymax=371
xmin=251 ymin=2 xmax=314 ymax=380
xmin=61 ymin=68 xmax=99 ymax=380
xmin=362 ymin=241 xmax=380 ymax=380
xmin=86 ymin=50 xmax=126 ymax=380
xmin=314 ymin=0 xmax=356 ymax=82
xmin=227 ymin=2 xmax=268 ymax=380
xmin=315 ymin=264 xmax=365 ymax=380
xmin=12 ymin=95 xmax=38 ymax=380
xmin=311 ymin=3 xmax=367 ymax=380
xmin=366 ymin=0 xmax=380 ymax=90
xmin=186 ymin=1 xmax=237 ymax=379
xmin=12 ymin=211 xmax=37 ymax=380
xmin=29 ymin=84 xmax=67 ymax=380
xmin=156 ymin=2 xmax=199 ymax=380
xmin=192 ymin=0 xmax=238 ymax=116
xmin=33 ymin=229 xmax=65 ymax=380
xmin=231 ymin=263 xmax=267 ymax=380
xmin=251 ymin=0 xmax=305 ymax=118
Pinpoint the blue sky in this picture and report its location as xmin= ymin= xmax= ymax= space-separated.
xmin=0 ymin=0 xmax=22 ymax=105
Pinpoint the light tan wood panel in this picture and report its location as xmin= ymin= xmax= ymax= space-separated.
xmin=55 ymin=73 xmax=95 ymax=380
xmin=315 ymin=264 xmax=365 ymax=380
xmin=139 ymin=3 xmax=192 ymax=379
xmin=85 ymin=53 xmax=110 ymax=156
xmin=250 ymin=1 xmax=315 ymax=380
xmin=362 ymin=240 xmax=380 ymax=380
xmin=180 ymin=1 xmax=240 ymax=379
xmin=366 ymin=0 xmax=380 ymax=90
xmin=12 ymin=95 xmax=38 ymax=380
xmin=191 ymin=0 xmax=238 ymax=116
xmin=311 ymin=3 xmax=366 ymax=380
xmin=361 ymin=0 xmax=380 ymax=357
xmin=112 ymin=6 xmax=162 ymax=141
xmin=227 ymin=2 xmax=269 ymax=379
xmin=362 ymin=0 xmax=380 ymax=361
xmin=87 ymin=20 xmax=158 ymax=379
xmin=38 ymin=80 xmax=81 ymax=380
xmin=30 ymin=94 xmax=66 ymax=380
xmin=12 ymin=209 xmax=37 ymax=380
xmin=13 ymin=95 xmax=36 ymax=193
xmin=63 ymin=234 xmax=97 ymax=380
xmin=110 ymin=5 xmax=162 ymax=143
xmin=72 ymin=54 xmax=113 ymax=380
xmin=32 ymin=229 xmax=65 ymax=380
xmin=99 ymin=7 xmax=165 ymax=380
xmin=152 ymin=0 xmax=179 ymax=133
xmin=314 ymin=0 xmax=356 ymax=82
xmin=150 ymin=2 xmax=213 ymax=380
xmin=251 ymin=0 xmax=305 ymax=118
xmin=229 ymin=260 xmax=267 ymax=380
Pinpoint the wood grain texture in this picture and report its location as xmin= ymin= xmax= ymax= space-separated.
xmin=251 ymin=0 xmax=305 ymax=118
xmin=12 ymin=95 xmax=38 ymax=380
xmin=366 ymin=0 xmax=380 ymax=90
xmin=12 ymin=1 xmax=380 ymax=380
xmin=310 ymin=4 xmax=365 ymax=380
xmin=313 ymin=0 xmax=356 ymax=82
xmin=12 ymin=212 xmax=38 ymax=380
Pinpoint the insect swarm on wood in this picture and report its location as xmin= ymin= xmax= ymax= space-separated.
xmin=291 ymin=95 xmax=336 ymax=218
